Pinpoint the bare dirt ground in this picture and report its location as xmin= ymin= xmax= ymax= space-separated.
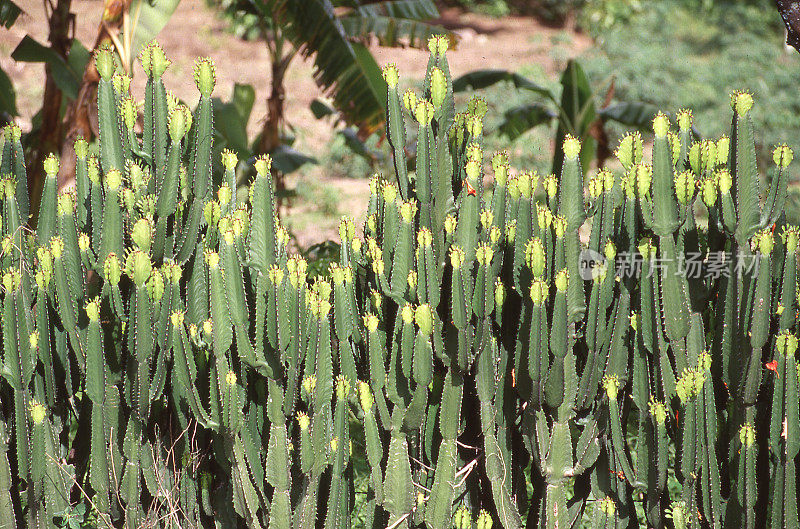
xmin=1 ymin=0 xmax=590 ymax=248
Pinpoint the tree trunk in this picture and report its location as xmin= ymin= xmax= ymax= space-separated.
xmin=55 ymin=0 xmax=130 ymax=193
xmin=257 ymin=50 xmax=292 ymax=211
xmin=27 ymin=0 xmax=72 ymax=220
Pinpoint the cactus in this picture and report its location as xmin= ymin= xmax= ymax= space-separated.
xmin=0 ymin=38 xmax=798 ymax=529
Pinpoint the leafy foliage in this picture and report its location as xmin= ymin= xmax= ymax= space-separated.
xmin=453 ymin=61 xmax=659 ymax=174
xmin=581 ymin=1 xmax=799 ymax=176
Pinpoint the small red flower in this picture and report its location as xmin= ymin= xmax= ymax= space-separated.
xmin=464 ymin=179 xmax=477 ymax=197
xmin=765 ymin=359 xmax=779 ymax=377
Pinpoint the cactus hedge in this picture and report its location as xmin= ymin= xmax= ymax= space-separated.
xmin=0 ymin=37 xmax=799 ymax=529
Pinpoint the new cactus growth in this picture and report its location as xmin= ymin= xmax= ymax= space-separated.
xmin=0 ymin=39 xmax=797 ymax=529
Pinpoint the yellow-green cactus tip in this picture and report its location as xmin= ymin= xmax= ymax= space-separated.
xmin=147 ymin=269 xmax=165 ymax=302
xmin=525 ymin=238 xmax=546 ymax=278
xmin=363 ymin=312 xmax=379 ymax=333
xmin=782 ymin=226 xmax=799 ymax=253
xmin=717 ymin=169 xmax=732 ymax=195
xmin=615 ymin=132 xmax=642 ymax=168
xmin=335 ymin=375 xmax=351 ymax=401
xmin=414 ymin=100 xmax=435 ymax=125
xmin=494 ymin=279 xmax=505 ymax=308
xmin=476 ymin=244 xmax=493 ymax=267
xmin=415 ymin=304 xmax=433 ymax=336
xmin=453 ymin=505 xmax=472 ymax=529
xmin=193 ymin=57 xmax=216 ymax=96
xmin=131 ymin=218 xmax=152 ymax=252
xmin=56 ymin=191 xmax=74 ymax=217
xmin=302 ymin=375 xmax=316 ymax=396
xmin=698 ymin=351 xmax=712 ymax=371
xmin=562 ymin=135 xmax=581 ymax=159
xmin=381 ymin=181 xmax=398 ymax=203
xmin=637 ymin=237 xmax=654 ymax=260
xmin=4 ymin=123 xmax=21 ymax=142
xmin=221 ymin=149 xmax=238 ymax=171
xmin=648 ymin=398 xmax=667 ymax=424
xmin=716 ymin=136 xmax=730 ymax=165
xmin=652 ymin=112 xmax=670 ymax=138
xmin=148 ymin=42 xmax=170 ymax=78
xmin=49 ymin=236 xmax=64 ymax=260
xmin=677 ymin=109 xmax=693 ymax=132
xmin=555 ymin=268 xmax=569 ymax=292
xmin=118 ymin=96 xmax=136 ymax=130
xmin=268 ymin=265 xmax=284 ymax=286
xmin=402 ymin=89 xmax=418 ymax=113
xmin=126 ymin=249 xmax=153 ymax=287
xmin=86 ymin=297 xmax=101 ymax=322
xmin=738 ymin=423 xmax=755 ymax=448
xmin=731 ymin=90 xmax=754 ymax=116
xmin=476 ymin=509 xmax=492 ymax=529
xmin=465 ymin=159 xmax=481 ymax=181
xmin=339 ymin=216 xmax=355 ymax=243
xmin=449 ymin=246 xmax=466 ymax=269
xmin=602 ymin=375 xmax=620 ymax=400
xmin=777 ymin=330 xmax=798 ymax=358
xmin=754 ymin=228 xmax=774 ymax=256
xmin=254 ymin=154 xmax=272 ymax=176
xmin=297 ymin=411 xmax=310 ymax=431
xmin=635 ymin=164 xmax=652 ymax=197
xmin=417 ymin=227 xmax=433 ymax=247
xmin=506 ymin=220 xmax=517 ymax=243
xmin=544 ymin=173 xmax=558 ymax=198
xmin=667 ymin=501 xmax=688 ymax=526
xmin=431 ymin=67 xmax=447 ymax=108
xmin=674 ymin=170 xmax=696 ymax=206
xmin=74 ymin=136 xmax=88 ymax=159
xmin=168 ymin=105 xmax=192 ymax=142
xmin=604 ymin=240 xmax=617 ymax=261
xmin=78 ymin=232 xmax=90 ymax=252
xmin=43 ymin=153 xmax=59 ymax=176
xmin=444 ymin=215 xmax=457 ymax=235
xmin=357 ymin=381 xmax=373 ymax=413
xmin=436 ymin=35 xmax=450 ymax=55
xmin=105 ymin=168 xmax=123 ymax=191
xmin=407 ymin=270 xmax=417 ymax=290
xmin=1 ymin=270 xmax=18 ymax=293
xmin=599 ymin=497 xmax=616 ymax=516
xmin=170 ymin=311 xmax=185 ymax=328
xmin=382 ymin=63 xmax=399 ymax=88
xmin=401 ymin=303 xmax=415 ymax=325
xmin=95 ymin=46 xmax=116 ymax=81
xmin=529 ymin=278 xmax=548 ymax=306
xmin=399 ymin=200 xmax=417 ymax=223
xmin=104 ymin=253 xmax=121 ymax=285
xmin=329 ymin=263 xmax=346 ymax=286
xmin=492 ymin=151 xmax=509 ymax=185
xmin=773 ymin=144 xmax=793 ymax=168
xmin=29 ymin=401 xmax=47 ymax=425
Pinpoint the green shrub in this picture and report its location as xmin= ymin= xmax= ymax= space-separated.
xmin=581 ymin=1 xmax=799 ymax=178
xmin=0 ymin=36 xmax=798 ymax=529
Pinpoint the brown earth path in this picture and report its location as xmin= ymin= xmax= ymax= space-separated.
xmin=1 ymin=0 xmax=590 ymax=247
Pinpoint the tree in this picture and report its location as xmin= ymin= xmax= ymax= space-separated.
xmin=209 ymin=0 xmax=449 ymax=192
